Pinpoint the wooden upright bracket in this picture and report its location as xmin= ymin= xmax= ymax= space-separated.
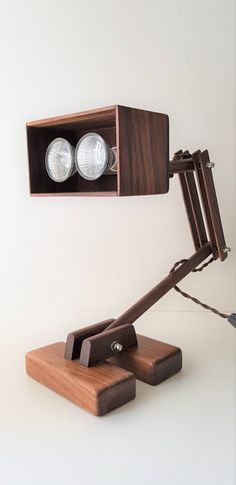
xmin=192 ymin=150 xmax=228 ymax=261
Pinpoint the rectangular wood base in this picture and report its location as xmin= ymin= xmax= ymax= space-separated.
xmin=25 ymin=342 xmax=136 ymax=416
xmin=109 ymin=334 xmax=182 ymax=385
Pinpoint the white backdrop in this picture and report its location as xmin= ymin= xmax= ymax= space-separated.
xmin=0 ymin=1 xmax=235 ymax=485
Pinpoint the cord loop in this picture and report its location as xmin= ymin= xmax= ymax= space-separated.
xmin=169 ymin=256 xmax=229 ymax=319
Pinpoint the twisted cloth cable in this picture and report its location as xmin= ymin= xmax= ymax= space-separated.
xmin=169 ymin=257 xmax=229 ymax=319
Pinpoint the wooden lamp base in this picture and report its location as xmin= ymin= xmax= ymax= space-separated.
xmin=25 ymin=336 xmax=182 ymax=415
xmin=25 ymin=342 xmax=136 ymax=416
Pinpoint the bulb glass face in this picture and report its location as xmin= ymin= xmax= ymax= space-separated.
xmin=45 ymin=138 xmax=75 ymax=182
xmin=75 ymin=133 xmax=109 ymax=181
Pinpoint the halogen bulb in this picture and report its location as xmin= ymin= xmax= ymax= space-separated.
xmin=45 ymin=138 xmax=75 ymax=182
xmin=75 ymin=133 xmax=116 ymax=181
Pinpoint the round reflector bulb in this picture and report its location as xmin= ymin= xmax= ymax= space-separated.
xmin=45 ymin=138 xmax=75 ymax=182
xmin=75 ymin=133 xmax=116 ymax=181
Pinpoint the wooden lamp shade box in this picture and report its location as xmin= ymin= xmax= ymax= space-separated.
xmin=25 ymin=104 xmax=230 ymax=416
xmin=27 ymin=105 xmax=169 ymax=197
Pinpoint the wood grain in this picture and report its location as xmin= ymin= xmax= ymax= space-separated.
xmin=169 ymin=159 xmax=194 ymax=174
xmin=192 ymin=150 xmax=218 ymax=259
xmin=27 ymin=105 xmax=116 ymax=128
xmin=117 ymin=105 xmax=169 ymax=196
xmin=179 ymin=172 xmax=201 ymax=250
xmin=179 ymin=171 xmax=207 ymax=250
xmin=64 ymin=319 xmax=114 ymax=360
xmin=26 ymin=342 xmax=136 ymax=416
xmin=185 ymin=172 xmax=208 ymax=246
xmin=79 ymin=324 xmax=138 ymax=367
xmin=109 ymin=334 xmax=182 ymax=385
xmin=198 ymin=150 xmax=227 ymax=261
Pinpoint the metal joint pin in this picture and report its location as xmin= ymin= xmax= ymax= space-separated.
xmin=206 ymin=162 xmax=215 ymax=169
xmin=111 ymin=341 xmax=123 ymax=353
xmin=223 ymin=246 xmax=231 ymax=253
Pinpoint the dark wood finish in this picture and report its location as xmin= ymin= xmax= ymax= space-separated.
xmin=192 ymin=150 xmax=219 ymax=259
xmin=79 ymin=324 xmax=138 ymax=367
xmin=27 ymin=105 xmax=116 ymax=128
xmin=109 ymin=334 xmax=182 ymax=385
xmin=30 ymin=191 xmax=117 ymax=197
xmin=198 ymin=150 xmax=227 ymax=261
xmin=169 ymin=158 xmax=194 ymax=174
xmin=117 ymin=106 xmax=169 ymax=196
xmin=64 ymin=319 xmax=114 ymax=360
xmin=106 ymin=242 xmax=212 ymax=329
xmin=26 ymin=105 xmax=169 ymax=196
xmin=26 ymin=342 xmax=136 ymax=416
xmin=179 ymin=171 xmax=207 ymax=250
xmin=179 ymin=173 xmax=201 ymax=250
xmin=185 ymin=172 xmax=208 ymax=246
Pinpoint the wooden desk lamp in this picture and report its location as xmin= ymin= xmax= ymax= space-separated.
xmin=25 ymin=105 xmax=235 ymax=416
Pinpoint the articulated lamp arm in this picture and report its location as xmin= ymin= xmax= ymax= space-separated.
xmin=65 ymin=149 xmax=235 ymax=366
xmin=106 ymin=149 xmax=230 ymax=330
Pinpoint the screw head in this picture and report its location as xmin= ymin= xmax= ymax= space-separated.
xmin=223 ymin=246 xmax=231 ymax=253
xmin=206 ymin=162 xmax=215 ymax=169
xmin=111 ymin=341 xmax=123 ymax=353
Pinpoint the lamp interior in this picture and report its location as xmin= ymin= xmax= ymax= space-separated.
xmin=27 ymin=108 xmax=117 ymax=195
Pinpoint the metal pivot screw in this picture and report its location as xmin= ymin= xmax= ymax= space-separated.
xmin=111 ymin=341 xmax=123 ymax=353
xmin=206 ymin=161 xmax=215 ymax=169
xmin=223 ymin=246 xmax=231 ymax=253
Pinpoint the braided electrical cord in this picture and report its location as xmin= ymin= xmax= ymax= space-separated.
xmin=169 ymin=257 xmax=230 ymax=319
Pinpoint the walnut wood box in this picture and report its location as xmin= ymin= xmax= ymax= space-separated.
xmin=27 ymin=105 xmax=169 ymax=197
